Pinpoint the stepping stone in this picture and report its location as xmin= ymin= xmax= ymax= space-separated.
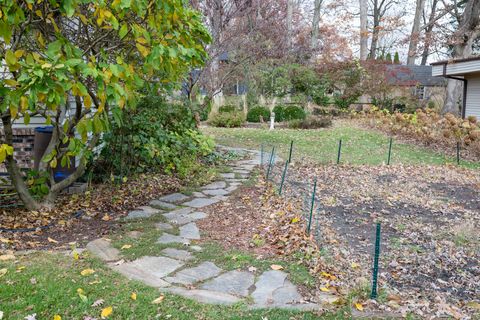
xmin=111 ymin=256 xmax=183 ymax=288
xmin=157 ymin=233 xmax=190 ymax=245
xmin=220 ymin=173 xmax=235 ymax=179
xmin=225 ymin=185 xmax=239 ymax=193
xmin=164 ymin=207 xmax=194 ymax=219
xmin=179 ymin=223 xmax=201 ymax=240
xmin=158 ymin=193 xmax=190 ymax=204
xmin=201 ymin=271 xmax=254 ymax=297
xmin=161 ymin=248 xmax=194 ymax=261
xmin=212 ymin=195 xmax=228 ymax=201
xmin=272 ymin=281 xmax=302 ymax=304
xmin=233 ymin=169 xmax=250 ymax=174
xmin=155 ymin=222 xmax=174 ymax=231
xmin=165 ymin=261 xmax=222 ymax=285
xmin=165 ymin=211 xmax=207 ymax=225
xmin=127 ymin=231 xmax=143 ymax=239
xmin=138 ymin=206 xmax=162 ymax=214
xmin=183 ymin=198 xmax=219 ymax=208
xmin=192 ymin=192 xmax=206 ymax=198
xmin=86 ymin=239 xmax=120 ymax=262
xmin=251 ymin=270 xmax=288 ymax=306
xmin=202 ymin=189 xmax=229 ymax=196
xmin=162 ymin=287 xmax=240 ymax=305
xmin=149 ymin=200 xmax=178 ymax=210
xmin=202 ymin=181 xmax=227 ymax=190
xmin=126 ymin=210 xmax=153 ymax=220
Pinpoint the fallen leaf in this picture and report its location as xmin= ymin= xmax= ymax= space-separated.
xmin=121 ymin=244 xmax=132 ymax=250
xmin=0 ymin=311 xmax=3 ymax=319
xmin=0 ymin=238 xmax=13 ymax=244
xmin=25 ymin=314 xmax=37 ymax=320
xmin=291 ymin=217 xmax=300 ymax=223
xmin=16 ymin=266 xmax=26 ymax=272
xmin=30 ymin=277 xmax=37 ymax=285
xmin=320 ymin=287 xmax=330 ymax=292
xmin=0 ymin=254 xmax=15 ymax=261
xmin=351 ymin=262 xmax=360 ymax=269
xmin=248 ymin=266 xmax=257 ymax=272
xmin=130 ymin=292 xmax=137 ymax=301
xmin=466 ymin=301 xmax=480 ymax=310
xmin=355 ymin=303 xmax=364 ymax=311
xmin=270 ymin=264 xmax=283 ymax=270
xmin=101 ymin=214 xmax=111 ymax=221
xmin=92 ymin=299 xmax=104 ymax=307
xmin=77 ymin=288 xmax=88 ymax=302
xmin=53 ymin=315 xmax=62 ymax=320
xmin=100 ymin=306 xmax=112 ymax=319
xmin=0 ymin=268 xmax=7 ymax=278
xmin=80 ymin=269 xmax=95 ymax=276
xmin=73 ymin=251 xmax=80 ymax=260
xmin=47 ymin=237 xmax=59 ymax=244
xmin=152 ymin=295 xmax=165 ymax=304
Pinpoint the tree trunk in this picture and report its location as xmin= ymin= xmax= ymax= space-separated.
xmin=359 ymin=0 xmax=368 ymax=60
xmin=407 ymin=0 xmax=426 ymax=65
xmin=311 ymin=0 xmax=322 ymax=50
xmin=443 ymin=0 xmax=480 ymax=114
xmin=287 ymin=0 xmax=294 ymax=50
xmin=420 ymin=0 xmax=438 ymax=65
xmin=369 ymin=0 xmax=380 ymax=59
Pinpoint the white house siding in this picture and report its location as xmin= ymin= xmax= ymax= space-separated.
xmin=444 ymin=60 xmax=480 ymax=76
xmin=465 ymin=76 xmax=480 ymax=119
xmin=432 ymin=65 xmax=445 ymax=77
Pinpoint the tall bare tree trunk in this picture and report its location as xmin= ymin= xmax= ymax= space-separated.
xmin=359 ymin=0 xmax=368 ymax=60
xmin=287 ymin=0 xmax=294 ymax=50
xmin=369 ymin=0 xmax=380 ymax=59
xmin=311 ymin=0 xmax=322 ymax=50
xmin=443 ymin=0 xmax=480 ymax=114
xmin=420 ymin=0 xmax=439 ymax=65
xmin=407 ymin=0 xmax=426 ymax=65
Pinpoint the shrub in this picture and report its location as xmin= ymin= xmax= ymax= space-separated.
xmin=247 ymin=106 xmax=271 ymax=122
xmin=313 ymin=107 xmax=349 ymax=117
xmin=218 ymin=105 xmax=236 ymax=113
xmin=208 ymin=111 xmax=245 ymax=128
xmin=288 ymin=116 xmax=332 ymax=129
xmin=273 ymin=105 xmax=286 ymax=122
xmin=93 ymin=96 xmax=214 ymax=180
xmin=284 ymin=105 xmax=307 ymax=121
xmin=333 ymin=93 xmax=359 ymax=110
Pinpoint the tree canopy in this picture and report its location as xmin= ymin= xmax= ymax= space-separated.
xmin=0 ymin=0 xmax=210 ymax=209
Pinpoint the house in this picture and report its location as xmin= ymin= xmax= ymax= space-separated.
xmin=431 ymin=56 xmax=480 ymax=119
xmin=385 ymin=64 xmax=446 ymax=104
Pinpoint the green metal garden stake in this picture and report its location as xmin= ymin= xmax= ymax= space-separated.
xmin=288 ymin=140 xmax=294 ymax=163
xmin=387 ymin=138 xmax=393 ymax=165
xmin=307 ymin=178 xmax=317 ymax=234
xmin=260 ymin=144 xmax=264 ymax=166
xmin=266 ymin=146 xmax=275 ymax=180
xmin=279 ymin=161 xmax=289 ymax=195
xmin=456 ymin=142 xmax=460 ymax=165
xmin=336 ymin=139 xmax=342 ymax=164
xmin=371 ymin=223 xmax=381 ymax=299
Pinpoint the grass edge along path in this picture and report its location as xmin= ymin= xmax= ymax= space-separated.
xmin=202 ymin=124 xmax=480 ymax=169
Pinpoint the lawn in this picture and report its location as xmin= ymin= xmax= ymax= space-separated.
xmin=203 ymin=122 xmax=480 ymax=169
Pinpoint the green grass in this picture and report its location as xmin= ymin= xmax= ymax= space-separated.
xmin=0 ymin=253 xmax=349 ymax=319
xmin=203 ymin=124 xmax=480 ymax=169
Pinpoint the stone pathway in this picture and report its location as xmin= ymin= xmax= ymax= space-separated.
xmin=86 ymin=147 xmax=332 ymax=310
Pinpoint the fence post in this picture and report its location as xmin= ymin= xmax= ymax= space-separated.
xmin=371 ymin=223 xmax=381 ymax=299
xmin=279 ymin=161 xmax=289 ymax=195
xmin=387 ymin=138 xmax=393 ymax=165
xmin=266 ymin=146 xmax=275 ymax=181
xmin=307 ymin=178 xmax=317 ymax=234
xmin=457 ymin=142 xmax=460 ymax=165
xmin=336 ymin=139 xmax=342 ymax=165
xmin=260 ymin=144 xmax=264 ymax=166
xmin=288 ymin=140 xmax=294 ymax=163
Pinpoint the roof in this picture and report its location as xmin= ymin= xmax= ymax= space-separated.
xmin=386 ymin=65 xmax=446 ymax=86
xmin=430 ymin=55 xmax=480 ymax=66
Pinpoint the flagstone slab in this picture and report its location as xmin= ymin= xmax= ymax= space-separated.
xmin=158 ymin=193 xmax=190 ymax=204
xmin=126 ymin=209 xmax=155 ymax=220
xmin=163 ymin=207 xmax=194 ymax=219
xmin=251 ymin=270 xmax=288 ymax=306
xmin=202 ymin=181 xmax=227 ymax=190
xmin=202 ymin=189 xmax=229 ymax=196
xmin=201 ymin=271 xmax=254 ymax=297
xmin=161 ymin=248 xmax=194 ymax=261
xmin=165 ymin=211 xmax=207 ymax=225
xmin=162 ymin=287 xmax=241 ymax=305
xmin=271 ymin=281 xmax=302 ymax=305
xmin=137 ymin=206 xmax=162 ymax=214
xmin=157 ymin=233 xmax=190 ymax=245
xmin=155 ymin=222 xmax=174 ymax=231
xmin=86 ymin=238 xmax=120 ymax=262
xmin=111 ymin=256 xmax=183 ymax=288
xmin=225 ymin=185 xmax=239 ymax=193
xmin=149 ymin=200 xmax=178 ymax=210
xmin=183 ymin=198 xmax=219 ymax=208
xmin=192 ymin=192 xmax=206 ymax=198
xmin=179 ymin=223 xmax=201 ymax=240
xmin=165 ymin=261 xmax=222 ymax=285
xmin=220 ymin=173 xmax=235 ymax=179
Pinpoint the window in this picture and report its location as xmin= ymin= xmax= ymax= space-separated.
xmin=414 ymin=85 xmax=426 ymax=100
